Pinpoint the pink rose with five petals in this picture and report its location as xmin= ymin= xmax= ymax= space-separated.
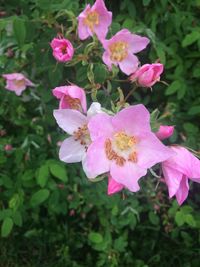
xmin=78 ymin=0 xmax=112 ymax=41
xmin=52 ymin=85 xmax=87 ymax=112
xmin=2 ymin=73 xmax=35 ymax=96
xmin=53 ymin=102 xmax=103 ymax=165
xmin=83 ymin=104 xmax=173 ymax=192
xmin=130 ymin=63 xmax=164 ymax=87
xmin=102 ymin=29 xmax=149 ymax=75
xmin=50 ymin=38 xmax=74 ymax=62
xmin=162 ymin=146 xmax=200 ymax=205
xmin=156 ymin=125 xmax=174 ymax=140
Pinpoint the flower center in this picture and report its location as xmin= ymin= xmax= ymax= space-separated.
xmin=64 ymin=95 xmax=82 ymax=111
xmin=73 ymin=124 xmax=91 ymax=147
xmin=61 ymin=45 xmax=67 ymax=54
xmin=84 ymin=11 xmax=99 ymax=31
xmin=105 ymin=131 xmax=138 ymax=166
xmin=109 ymin=41 xmax=128 ymax=62
xmin=14 ymin=79 xmax=25 ymax=88
xmin=114 ymin=132 xmax=137 ymax=151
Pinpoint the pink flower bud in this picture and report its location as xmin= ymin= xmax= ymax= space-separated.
xmin=69 ymin=209 xmax=75 ymax=216
xmin=107 ymin=175 xmax=124 ymax=195
xmin=4 ymin=144 xmax=13 ymax=151
xmin=156 ymin=125 xmax=174 ymax=140
xmin=50 ymin=38 xmax=74 ymax=62
xmin=130 ymin=63 xmax=164 ymax=87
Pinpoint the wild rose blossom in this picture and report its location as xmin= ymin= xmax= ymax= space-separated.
xmin=162 ymin=146 xmax=200 ymax=205
xmin=52 ymin=85 xmax=87 ymax=112
xmin=130 ymin=63 xmax=164 ymax=87
xmin=2 ymin=73 xmax=35 ymax=96
xmin=156 ymin=125 xmax=174 ymax=140
xmin=50 ymin=38 xmax=74 ymax=62
xmin=53 ymin=102 xmax=102 ymax=164
xmin=83 ymin=104 xmax=173 ymax=192
xmin=102 ymin=29 xmax=149 ymax=75
xmin=78 ymin=0 xmax=112 ymax=41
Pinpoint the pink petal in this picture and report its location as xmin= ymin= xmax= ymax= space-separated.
xmin=110 ymin=161 xmax=147 ymax=192
xmin=137 ymin=133 xmax=174 ymax=169
xmin=175 ymin=176 xmax=189 ymax=205
xmin=88 ymin=113 xmax=114 ymax=141
xmin=53 ymin=109 xmax=87 ymax=134
xmin=164 ymin=146 xmax=200 ymax=179
xmin=162 ymin=164 xmax=183 ymax=198
xmin=118 ymin=53 xmax=139 ymax=75
xmin=112 ymin=104 xmax=151 ymax=135
xmin=59 ymin=137 xmax=86 ymax=163
xmin=83 ymin=137 xmax=110 ymax=178
xmin=126 ymin=33 xmax=150 ymax=54
xmin=102 ymin=51 xmax=114 ymax=70
xmin=78 ymin=4 xmax=91 ymax=40
xmin=107 ymin=175 xmax=124 ymax=195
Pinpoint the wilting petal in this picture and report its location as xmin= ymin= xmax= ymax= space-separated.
xmin=110 ymin=161 xmax=147 ymax=192
xmin=87 ymin=102 xmax=103 ymax=117
xmin=59 ymin=137 xmax=85 ymax=163
xmin=107 ymin=175 xmax=124 ymax=195
xmin=53 ymin=109 xmax=87 ymax=134
xmin=162 ymin=164 xmax=183 ymax=198
xmin=175 ymin=176 xmax=189 ymax=205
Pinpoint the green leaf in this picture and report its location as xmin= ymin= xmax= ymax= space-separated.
xmin=188 ymin=106 xmax=200 ymax=115
xmin=13 ymin=17 xmax=26 ymax=47
xmin=36 ymin=164 xmax=49 ymax=188
xmin=165 ymin=80 xmax=181 ymax=95
xmin=148 ymin=211 xmax=160 ymax=225
xmin=30 ymin=189 xmax=50 ymax=207
xmin=185 ymin=214 xmax=196 ymax=227
xmin=143 ymin=0 xmax=151 ymax=6
xmin=1 ymin=217 xmax=13 ymax=237
xmin=94 ymin=64 xmax=107 ymax=83
xmin=13 ymin=211 xmax=22 ymax=227
xmin=88 ymin=232 xmax=103 ymax=244
xmin=175 ymin=211 xmax=185 ymax=226
xmin=182 ymin=31 xmax=200 ymax=47
xmin=49 ymin=162 xmax=68 ymax=182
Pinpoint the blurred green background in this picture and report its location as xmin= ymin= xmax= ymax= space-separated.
xmin=0 ymin=0 xmax=200 ymax=266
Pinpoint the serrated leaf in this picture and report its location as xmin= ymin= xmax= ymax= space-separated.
xmin=13 ymin=211 xmax=22 ymax=227
xmin=36 ymin=164 xmax=49 ymax=188
xmin=165 ymin=80 xmax=181 ymax=95
xmin=13 ymin=17 xmax=26 ymax=47
xmin=89 ymin=232 xmax=103 ymax=244
xmin=1 ymin=217 xmax=13 ymax=237
xmin=149 ymin=211 xmax=160 ymax=225
xmin=188 ymin=106 xmax=200 ymax=115
xmin=30 ymin=189 xmax=50 ymax=206
xmin=185 ymin=214 xmax=196 ymax=227
xmin=182 ymin=31 xmax=200 ymax=47
xmin=49 ymin=163 xmax=68 ymax=182
xmin=175 ymin=211 xmax=185 ymax=226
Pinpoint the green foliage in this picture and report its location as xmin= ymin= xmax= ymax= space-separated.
xmin=0 ymin=0 xmax=200 ymax=266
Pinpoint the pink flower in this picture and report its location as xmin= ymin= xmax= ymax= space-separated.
xmin=78 ymin=0 xmax=112 ymax=41
xmin=162 ymin=146 xmax=200 ymax=205
xmin=102 ymin=29 xmax=149 ymax=75
xmin=53 ymin=102 xmax=103 ymax=165
xmin=50 ymin=38 xmax=74 ymax=62
xmin=107 ymin=175 xmax=124 ymax=195
xmin=4 ymin=144 xmax=13 ymax=151
xmin=84 ymin=104 xmax=173 ymax=192
xmin=52 ymin=85 xmax=87 ymax=112
xmin=2 ymin=73 xmax=35 ymax=96
xmin=130 ymin=63 xmax=164 ymax=87
xmin=156 ymin=125 xmax=174 ymax=140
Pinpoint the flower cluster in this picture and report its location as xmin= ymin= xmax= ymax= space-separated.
xmin=50 ymin=0 xmax=200 ymax=205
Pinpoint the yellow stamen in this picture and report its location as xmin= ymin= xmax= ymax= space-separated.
xmin=73 ymin=124 xmax=90 ymax=147
xmin=109 ymin=41 xmax=128 ymax=62
xmin=84 ymin=11 xmax=99 ymax=32
xmin=14 ymin=79 xmax=25 ymax=88
xmin=65 ymin=95 xmax=82 ymax=111
xmin=114 ymin=132 xmax=137 ymax=151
